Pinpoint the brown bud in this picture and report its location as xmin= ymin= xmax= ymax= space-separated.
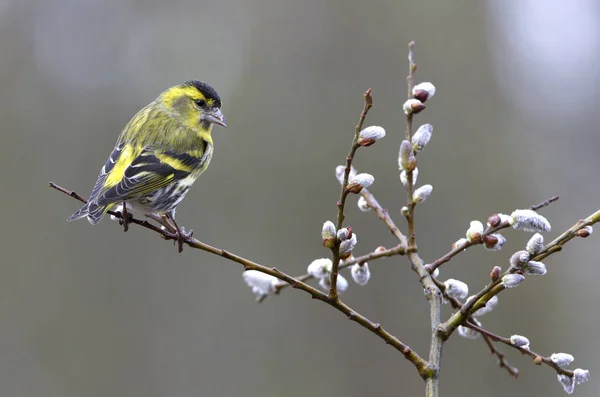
xmin=533 ymin=356 xmax=543 ymax=365
xmin=490 ymin=266 xmax=501 ymax=282
xmin=358 ymin=137 xmax=376 ymax=147
xmin=375 ymin=246 xmax=386 ymax=253
xmin=577 ymin=226 xmax=593 ymax=238
xmin=488 ymin=214 xmax=501 ymax=227
xmin=413 ymin=89 xmax=429 ymax=103
xmin=484 ymin=234 xmax=498 ymax=249
xmin=411 ymin=102 xmax=426 ymax=114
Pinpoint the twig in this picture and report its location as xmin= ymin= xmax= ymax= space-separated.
xmin=464 ymin=321 xmax=574 ymax=377
xmin=479 ymin=328 xmax=520 ymax=377
xmin=399 ymin=41 xmax=443 ymax=397
xmin=360 ymin=188 xmax=407 ymax=245
xmin=329 ymin=89 xmax=373 ymax=300
xmin=439 ymin=206 xmax=600 ymax=340
xmin=425 ymin=195 xmax=561 ymax=274
xmin=531 ymin=196 xmax=559 ymax=211
xmin=50 ymin=181 xmax=431 ymax=377
xmin=432 ymin=276 xmax=520 ymax=377
xmin=268 ymin=244 xmax=405 ymax=298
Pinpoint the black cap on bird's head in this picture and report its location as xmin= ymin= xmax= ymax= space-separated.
xmin=182 ymin=80 xmax=227 ymax=128
xmin=183 ymin=80 xmax=222 ymax=108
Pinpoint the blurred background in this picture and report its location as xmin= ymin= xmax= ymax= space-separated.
xmin=1 ymin=0 xmax=599 ymax=396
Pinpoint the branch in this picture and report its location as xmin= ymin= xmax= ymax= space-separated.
xmin=50 ymin=181 xmax=431 ymax=376
xmin=465 ymin=321 xmax=573 ymax=377
xmin=425 ymin=196 xmax=561 ymax=274
xmin=329 ymin=89 xmax=373 ymax=300
xmin=431 ymin=276 xmax=519 ymax=377
xmin=439 ymin=206 xmax=600 ymax=340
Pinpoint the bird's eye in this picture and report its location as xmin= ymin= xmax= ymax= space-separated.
xmin=195 ymin=99 xmax=206 ymax=107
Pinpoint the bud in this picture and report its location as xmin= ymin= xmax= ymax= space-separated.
xmin=335 ymin=165 xmax=357 ymax=185
xmin=412 ymin=123 xmax=433 ymax=151
xmin=358 ymin=126 xmax=386 ymax=146
xmin=509 ymin=250 xmax=530 ymax=270
xmin=526 ymin=233 xmax=544 ymax=255
xmin=340 ymin=233 xmax=358 ymax=259
xmin=444 ymin=279 xmax=469 ymax=299
xmin=412 ymin=82 xmax=436 ymax=102
xmin=319 ymin=274 xmax=348 ymax=293
xmin=551 ymin=353 xmax=575 ymax=367
xmin=432 ymin=267 xmax=440 ymax=278
xmin=458 ymin=321 xmax=481 ymax=340
xmin=452 ymin=237 xmax=468 ymax=250
xmin=473 ymin=295 xmax=498 ymax=317
xmin=511 ymin=209 xmax=551 ymax=233
xmin=375 ymin=246 xmax=387 ymax=253
xmin=487 ymin=214 xmax=501 ymax=227
xmin=307 ymin=258 xmax=332 ymax=278
xmin=401 ymin=206 xmax=410 ymax=217
xmin=577 ymin=225 xmax=593 ymax=238
xmin=322 ymin=221 xmax=336 ymax=248
xmin=351 ymin=262 xmax=371 ymax=286
xmin=413 ymin=184 xmax=433 ymax=203
xmin=242 ymin=270 xmax=279 ymax=296
xmin=490 ymin=266 xmax=501 ymax=281
xmin=400 ymin=168 xmax=418 ymax=186
xmin=466 ymin=221 xmax=484 ymax=243
xmin=557 ymin=374 xmax=575 ymax=394
xmin=399 ymin=140 xmax=416 ymax=171
xmin=337 ymin=227 xmax=351 ymax=241
xmin=346 ymin=173 xmax=374 ymax=193
xmin=573 ymin=368 xmax=590 ymax=384
xmin=484 ymin=233 xmax=506 ymax=251
xmin=523 ymin=261 xmax=547 ymax=276
xmin=502 ymin=274 xmax=525 ymax=288
xmin=510 ymin=334 xmax=531 ymax=350
xmin=357 ymin=196 xmax=371 ymax=212
xmin=403 ymin=98 xmax=426 ymax=115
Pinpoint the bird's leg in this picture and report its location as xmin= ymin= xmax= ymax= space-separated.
xmin=166 ymin=212 xmax=193 ymax=253
xmin=119 ymin=202 xmax=132 ymax=232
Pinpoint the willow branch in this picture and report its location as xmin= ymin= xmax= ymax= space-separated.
xmin=50 ymin=181 xmax=431 ymax=376
xmin=329 ymin=89 xmax=373 ymax=300
xmin=439 ymin=207 xmax=600 ymax=340
xmin=465 ymin=321 xmax=574 ymax=377
xmin=425 ymin=196 xmax=561 ymax=274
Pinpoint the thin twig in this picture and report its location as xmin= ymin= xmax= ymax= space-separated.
xmin=50 ymin=181 xmax=431 ymax=376
xmin=425 ymin=195 xmax=561 ymax=274
xmin=400 ymin=42 xmax=443 ymax=397
xmin=439 ymin=206 xmax=600 ymax=340
xmin=479 ymin=328 xmax=520 ymax=377
xmin=268 ymin=243 xmax=405 ymax=297
xmin=464 ymin=321 xmax=573 ymax=377
xmin=432 ymin=276 xmax=520 ymax=377
xmin=329 ymin=89 xmax=373 ymax=300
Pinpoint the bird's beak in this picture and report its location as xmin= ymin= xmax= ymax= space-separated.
xmin=202 ymin=108 xmax=227 ymax=128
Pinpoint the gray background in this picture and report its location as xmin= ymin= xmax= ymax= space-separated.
xmin=2 ymin=0 xmax=599 ymax=396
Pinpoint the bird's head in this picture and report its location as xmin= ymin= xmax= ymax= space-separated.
xmin=160 ymin=80 xmax=227 ymax=133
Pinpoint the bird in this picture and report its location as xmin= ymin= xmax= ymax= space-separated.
xmin=67 ymin=80 xmax=227 ymax=251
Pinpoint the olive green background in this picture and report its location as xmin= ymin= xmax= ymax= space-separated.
xmin=2 ymin=1 xmax=599 ymax=396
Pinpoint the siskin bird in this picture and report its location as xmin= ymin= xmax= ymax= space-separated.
xmin=68 ymin=80 xmax=227 ymax=250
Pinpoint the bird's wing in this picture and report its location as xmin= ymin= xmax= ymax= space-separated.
xmin=95 ymin=145 xmax=206 ymax=206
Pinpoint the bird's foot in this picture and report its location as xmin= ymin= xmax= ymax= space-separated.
xmin=165 ymin=213 xmax=191 ymax=253
xmin=118 ymin=202 xmax=133 ymax=232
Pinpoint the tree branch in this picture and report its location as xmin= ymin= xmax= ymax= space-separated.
xmin=49 ymin=181 xmax=431 ymax=376
xmin=329 ymin=89 xmax=373 ymax=300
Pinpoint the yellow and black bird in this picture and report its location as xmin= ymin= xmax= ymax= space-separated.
xmin=68 ymin=80 xmax=226 ymax=249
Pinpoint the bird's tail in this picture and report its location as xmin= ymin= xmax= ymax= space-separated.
xmin=67 ymin=201 xmax=109 ymax=225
